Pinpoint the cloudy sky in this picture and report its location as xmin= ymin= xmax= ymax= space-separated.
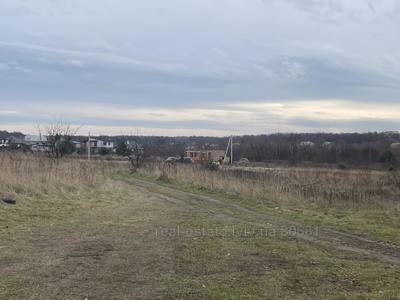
xmin=1 ymin=0 xmax=400 ymax=136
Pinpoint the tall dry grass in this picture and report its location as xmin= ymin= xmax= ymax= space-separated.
xmin=140 ymin=162 xmax=400 ymax=210
xmin=0 ymin=153 xmax=112 ymax=198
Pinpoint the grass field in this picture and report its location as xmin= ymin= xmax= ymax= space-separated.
xmin=1 ymin=154 xmax=400 ymax=299
xmin=140 ymin=162 xmax=400 ymax=245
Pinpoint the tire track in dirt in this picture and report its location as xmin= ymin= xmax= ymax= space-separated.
xmin=126 ymin=177 xmax=400 ymax=265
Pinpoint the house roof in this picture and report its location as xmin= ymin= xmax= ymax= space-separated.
xmin=185 ymin=149 xmax=224 ymax=152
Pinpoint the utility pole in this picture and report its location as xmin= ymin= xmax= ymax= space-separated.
xmin=87 ymin=132 xmax=91 ymax=161
xmin=230 ymin=135 xmax=233 ymax=164
xmin=224 ymin=136 xmax=233 ymax=165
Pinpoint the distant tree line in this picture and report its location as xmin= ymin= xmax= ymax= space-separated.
xmin=233 ymin=133 xmax=400 ymax=167
xmin=125 ymin=132 xmax=400 ymax=167
xmin=2 ymin=131 xmax=400 ymax=167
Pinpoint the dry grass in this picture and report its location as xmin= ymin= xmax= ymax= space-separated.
xmin=0 ymin=153 xmax=114 ymax=198
xmin=140 ymin=162 xmax=400 ymax=210
xmin=1 ymin=153 xmax=400 ymax=298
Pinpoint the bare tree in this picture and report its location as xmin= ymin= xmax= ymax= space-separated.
xmin=127 ymin=142 xmax=145 ymax=172
xmin=38 ymin=121 xmax=80 ymax=159
xmin=116 ymin=138 xmax=144 ymax=172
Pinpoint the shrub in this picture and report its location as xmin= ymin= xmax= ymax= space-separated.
xmin=98 ymin=148 xmax=111 ymax=156
xmin=206 ymin=160 xmax=219 ymax=171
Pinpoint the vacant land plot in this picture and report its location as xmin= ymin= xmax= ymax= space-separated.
xmin=141 ymin=162 xmax=400 ymax=245
xmin=1 ymin=154 xmax=400 ymax=299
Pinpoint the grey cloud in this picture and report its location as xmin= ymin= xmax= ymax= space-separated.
xmin=0 ymin=63 xmax=9 ymax=71
xmin=270 ymin=0 xmax=400 ymax=24
xmin=260 ymin=0 xmax=347 ymax=23
xmin=63 ymin=59 xmax=84 ymax=68
xmin=0 ymin=112 xmax=229 ymax=132
xmin=286 ymin=0 xmax=344 ymax=15
xmin=1 ymin=39 xmax=400 ymax=109
xmin=8 ymin=5 xmax=39 ymax=16
xmin=367 ymin=1 xmax=375 ymax=12
xmin=280 ymin=60 xmax=308 ymax=80
xmin=0 ymin=41 xmax=180 ymax=74
xmin=14 ymin=66 xmax=32 ymax=73
xmin=288 ymin=117 xmax=400 ymax=132
xmin=1 ymin=0 xmax=400 ymax=134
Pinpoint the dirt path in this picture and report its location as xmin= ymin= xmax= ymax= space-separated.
xmin=127 ymin=177 xmax=400 ymax=265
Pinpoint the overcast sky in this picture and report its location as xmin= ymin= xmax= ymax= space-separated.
xmin=1 ymin=0 xmax=400 ymax=136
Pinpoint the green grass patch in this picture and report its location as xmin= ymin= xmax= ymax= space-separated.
xmin=158 ymin=207 xmax=400 ymax=299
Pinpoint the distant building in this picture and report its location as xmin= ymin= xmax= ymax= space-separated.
xmin=0 ymin=138 xmax=10 ymax=149
xmin=384 ymin=131 xmax=400 ymax=137
xmin=391 ymin=143 xmax=400 ymax=153
xmin=76 ymin=138 xmax=115 ymax=154
xmin=21 ymin=135 xmax=49 ymax=152
xmin=24 ymin=135 xmax=47 ymax=143
xmin=185 ymin=149 xmax=225 ymax=163
xmin=93 ymin=139 xmax=114 ymax=150
xmin=322 ymin=141 xmax=334 ymax=148
xmin=299 ymin=141 xmax=315 ymax=148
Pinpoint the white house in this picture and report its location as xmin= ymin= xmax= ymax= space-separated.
xmin=322 ymin=141 xmax=334 ymax=148
xmin=77 ymin=138 xmax=115 ymax=154
xmin=299 ymin=141 xmax=315 ymax=148
xmin=97 ymin=139 xmax=114 ymax=150
xmin=0 ymin=138 xmax=10 ymax=148
xmin=23 ymin=135 xmax=49 ymax=152
xmin=88 ymin=139 xmax=114 ymax=150
xmin=24 ymin=135 xmax=48 ymax=143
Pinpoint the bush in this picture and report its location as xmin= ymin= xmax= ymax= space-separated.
xmin=98 ymin=148 xmax=111 ymax=156
xmin=115 ymin=140 xmax=129 ymax=156
xmin=380 ymin=151 xmax=397 ymax=165
xmin=206 ymin=160 xmax=219 ymax=171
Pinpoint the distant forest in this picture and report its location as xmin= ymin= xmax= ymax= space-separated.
xmin=118 ymin=132 xmax=400 ymax=167
xmin=2 ymin=131 xmax=400 ymax=167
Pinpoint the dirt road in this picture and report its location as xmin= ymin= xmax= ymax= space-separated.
xmin=129 ymin=177 xmax=400 ymax=265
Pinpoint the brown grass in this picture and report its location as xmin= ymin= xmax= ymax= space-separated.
xmin=3 ymin=152 xmax=397 ymax=211
xmin=140 ymin=162 xmax=400 ymax=210
xmin=0 ymin=153 xmax=114 ymax=198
